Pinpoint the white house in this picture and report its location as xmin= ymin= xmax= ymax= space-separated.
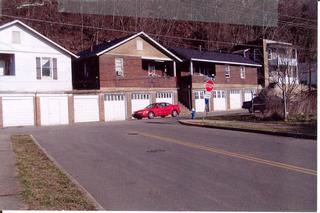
xmin=0 ymin=20 xmax=77 ymax=92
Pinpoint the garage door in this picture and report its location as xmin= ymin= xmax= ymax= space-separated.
xmin=2 ymin=96 xmax=34 ymax=127
xmin=104 ymin=94 xmax=126 ymax=121
xmin=156 ymin=92 xmax=173 ymax=104
xmin=40 ymin=96 xmax=69 ymax=126
xmin=213 ymin=90 xmax=226 ymax=111
xmin=74 ymin=95 xmax=99 ymax=123
xmin=244 ymin=89 xmax=255 ymax=101
xmin=230 ymin=90 xmax=242 ymax=109
xmin=131 ymin=93 xmax=151 ymax=114
xmin=195 ymin=91 xmax=205 ymax=112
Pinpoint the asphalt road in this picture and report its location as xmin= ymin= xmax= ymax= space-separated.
xmin=1 ymin=118 xmax=317 ymax=211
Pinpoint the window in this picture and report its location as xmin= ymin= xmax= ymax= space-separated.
xmin=225 ymin=65 xmax=230 ymax=78
xmin=36 ymin=57 xmax=57 ymax=79
xmin=148 ymin=64 xmax=156 ymax=76
xmin=0 ymin=54 xmax=15 ymax=76
xmin=268 ymin=49 xmax=272 ymax=60
xmin=115 ymin=58 xmax=124 ymax=76
xmin=136 ymin=40 xmax=143 ymax=50
xmin=12 ymin=31 xmax=21 ymax=44
xmin=240 ymin=66 xmax=246 ymax=79
xmin=41 ymin=57 xmax=51 ymax=77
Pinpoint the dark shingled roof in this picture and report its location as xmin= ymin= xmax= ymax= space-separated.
xmin=78 ymin=34 xmax=134 ymax=58
xmin=170 ymin=47 xmax=261 ymax=66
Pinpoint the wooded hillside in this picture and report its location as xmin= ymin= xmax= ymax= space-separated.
xmin=0 ymin=0 xmax=317 ymax=62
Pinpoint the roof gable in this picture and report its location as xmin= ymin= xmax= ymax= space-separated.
xmin=78 ymin=32 xmax=182 ymax=62
xmin=0 ymin=20 xmax=78 ymax=58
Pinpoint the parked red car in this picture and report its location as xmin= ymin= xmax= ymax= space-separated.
xmin=132 ymin=102 xmax=181 ymax=119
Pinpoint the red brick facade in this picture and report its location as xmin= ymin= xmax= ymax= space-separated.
xmin=99 ymin=55 xmax=176 ymax=88
xmin=214 ymin=64 xmax=258 ymax=85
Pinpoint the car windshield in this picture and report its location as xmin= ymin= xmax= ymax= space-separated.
xmin=145 ymin=104 xmax=157 ymax=109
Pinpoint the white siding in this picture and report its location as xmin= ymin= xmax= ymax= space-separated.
xmin=0 ymin=24 xmax=72 ymax=92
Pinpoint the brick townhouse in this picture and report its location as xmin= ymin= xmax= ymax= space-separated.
xmin=171 ymin=48 xmax=262 ymax=112
xmin=73 ymin=32 xmax=182 ymax=121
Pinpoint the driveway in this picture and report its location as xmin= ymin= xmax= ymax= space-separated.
xmin=1 ymin=118 xmax=316 ymax=211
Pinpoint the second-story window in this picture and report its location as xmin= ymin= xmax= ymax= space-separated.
xmin=36 ymin=57 xmax=57 ymax=80
xmin=240 ymin=66 xmax=246 ymax=79
xmin=115 ymin=58 xmax=124 ymax=76
xmin=225 ymin=65 xmax=230 ymax=78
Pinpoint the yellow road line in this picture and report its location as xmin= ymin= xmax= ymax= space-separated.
xmin=138 ymin=132 xmax=317 ymax=176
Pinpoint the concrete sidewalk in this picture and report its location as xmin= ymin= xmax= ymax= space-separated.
xmin=0 ymin=134 xmax=27 ymax=210
xmin=179 ymin=119 xmax=316 ymax=140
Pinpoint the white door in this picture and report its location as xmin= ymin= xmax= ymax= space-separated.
xmin=156 ymin=92 xmax=173 ymax=104
xmin=74 ymin=95 xmax=99 ymax=123
xmin=213 ymin=90 xmax=226 ymax=111
xmin=104 ymin=94 xmax=126 ymax=121
xmin=2 ymin=96 xmax=34 ymax=127
xmin=230 ymin=90 xmax=242 ymax=109
xmin=244 ymin=89 xmax=255 ymax=101
xmin=40 ymin=96 xmax=69 ymax=126
xmin=195 ymin=91 xmax=205 ymax=112
xmin=131 ymin=93 xmax=151 ymax=113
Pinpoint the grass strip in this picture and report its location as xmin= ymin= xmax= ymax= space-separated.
xmin=11 ymin=135 xmax=96 ymax=210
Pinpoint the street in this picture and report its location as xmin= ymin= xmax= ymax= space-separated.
xmin=1 ymin=118 xmax=316 ymax=211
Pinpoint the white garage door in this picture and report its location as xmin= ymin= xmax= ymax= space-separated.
xmin=40 ymin=96 xmax=69 ymax=126
xmin=74 ymin=95 xmax=99 ymax=123
xmin=244 ymin=89 xmax=255 ymax=101
xmin=230 ymin=90 xmax=242 ymax=109
xmin=104 ymin=94 xmax=126 ymax=121
xmin=156 ymin=92 xmax=173 ymax=104
xmin=2 ymin=96 xmax=34 ymax=127
xmin=195 ymin=91 xmax=205 ymax=112
xmin=213 ymin=90 xmax=226 ymax=111
xmin=131 ymin=93 xmax=151 ymax=113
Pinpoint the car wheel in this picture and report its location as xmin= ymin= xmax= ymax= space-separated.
xmin=171 ymin=110 xmax=178 ymax=117
xmin=148 ymin=112 xmax=155 ymax=119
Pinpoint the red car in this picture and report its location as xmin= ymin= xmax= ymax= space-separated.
xmin=132 ymin=102 xmax=181 ymax=119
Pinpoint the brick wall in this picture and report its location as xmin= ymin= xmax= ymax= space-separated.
xmin=215 ymin=64 xmax=258 ymax=85
xmin=99 ymin=54 xmax=176 ymax=88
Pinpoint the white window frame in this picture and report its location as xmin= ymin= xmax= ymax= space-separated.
xmin=136 ymin=40 xmax=144 ymax=51
xmin=0 ymin=54 xmax=15 ymax=76
xmin=115 ymin=58 xmax=124 ymax=76
xmin=41 ymin=57 xmax=53 ymax=78
xmin=225 ymin=65 xmax=230 ymax=78
xmin=240 ymin=66 xmax=246 ymax=79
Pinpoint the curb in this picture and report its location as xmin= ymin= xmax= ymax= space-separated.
xmin=179 ymin=120 xmax=317 ymax=140
xmin=29 ymin=135 xmax=105 ymax=211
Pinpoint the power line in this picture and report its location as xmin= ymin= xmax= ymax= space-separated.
xmin=0 ymin=14 xmax=315 ymax=51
